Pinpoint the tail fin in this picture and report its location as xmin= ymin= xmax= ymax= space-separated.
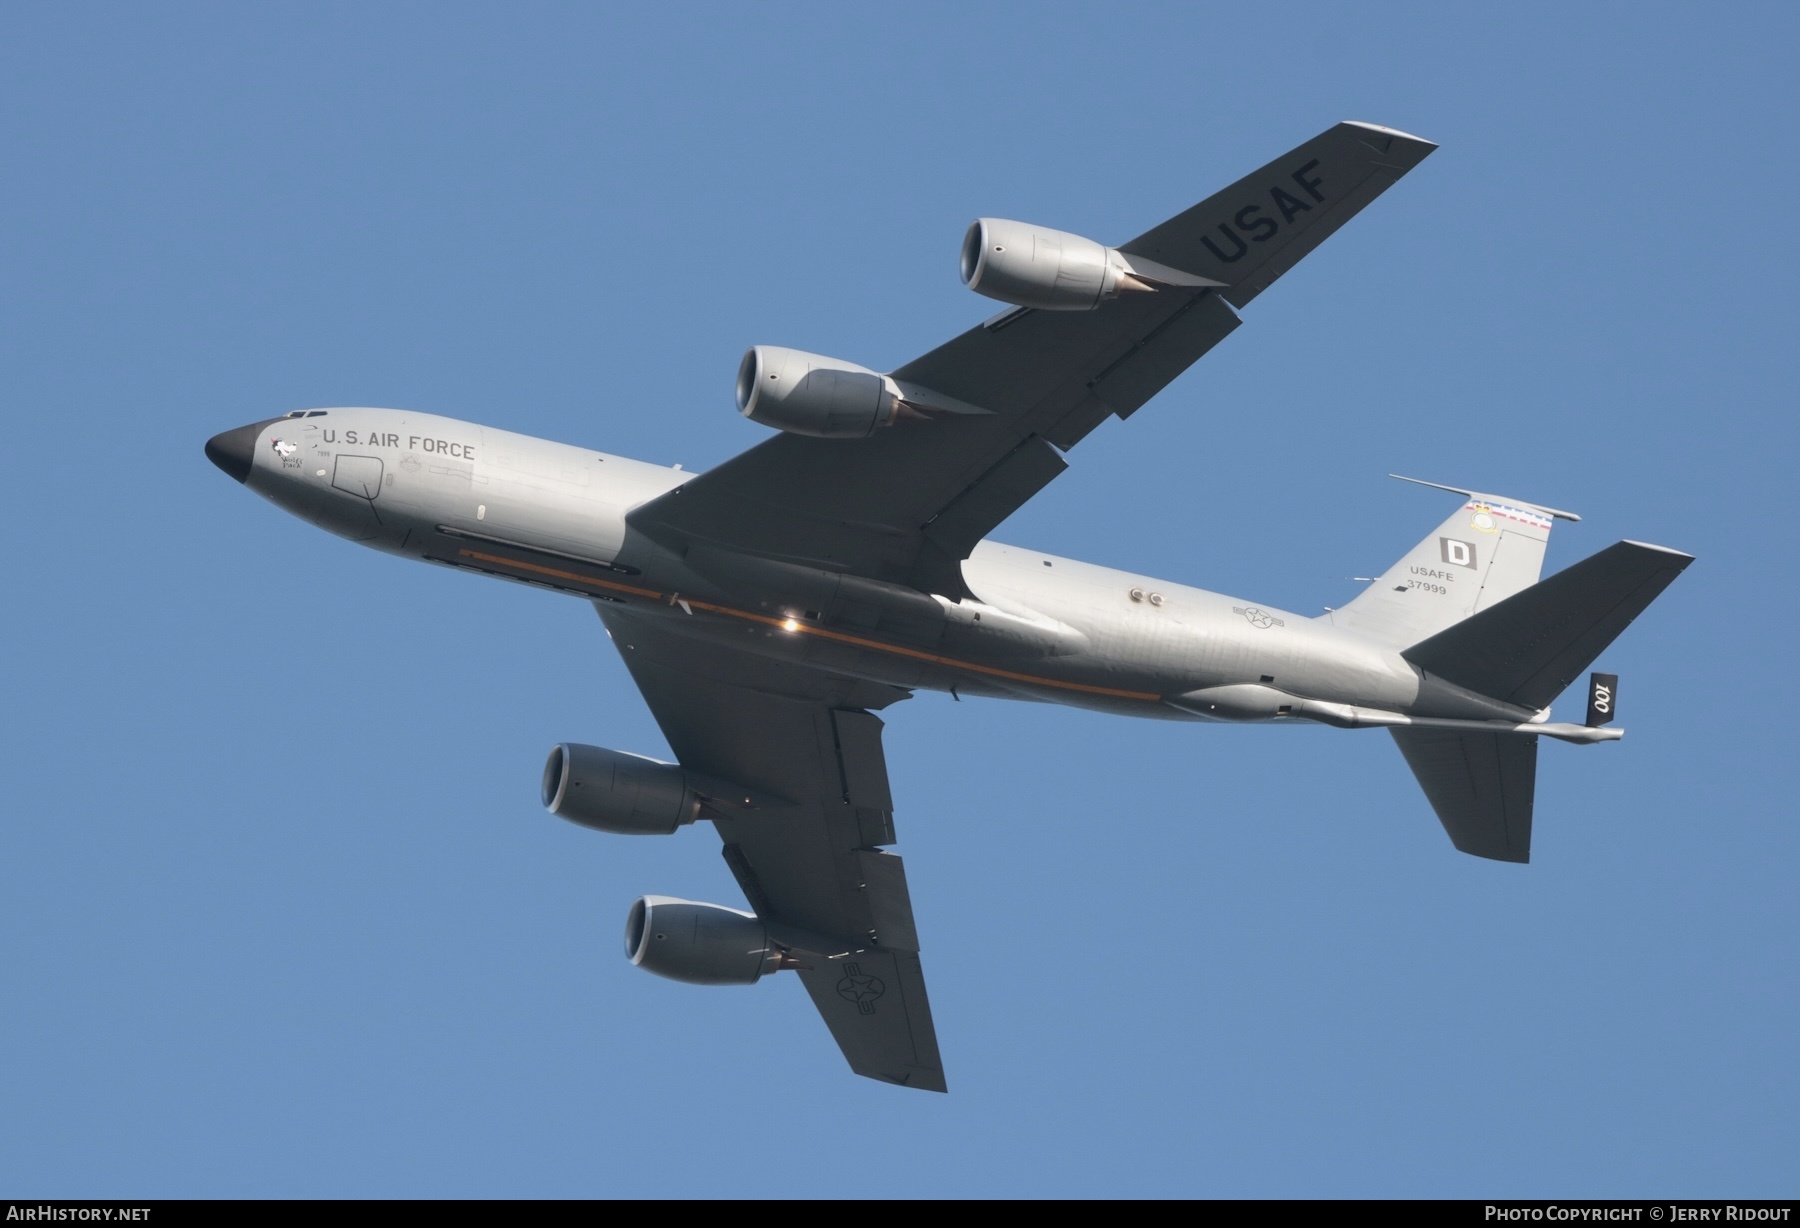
xmin=1329 ymin=477 xmax=1578 ymax=648
xmin=1403 ymin=540 xmax=1694 ymax=711
xmin=1393 ymin=539 xmax=1693 ymax=863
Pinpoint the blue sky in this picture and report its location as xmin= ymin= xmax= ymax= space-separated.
xmin=2 ymin=1 xmax=1794 ymax=1198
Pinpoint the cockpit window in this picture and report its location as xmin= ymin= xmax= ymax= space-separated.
xmin=284 ymin=410 xmax=307 ymax=419
xmin=306 ymin=411 xmax=328 ymax=417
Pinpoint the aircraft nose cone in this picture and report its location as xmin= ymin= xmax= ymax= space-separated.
xmin=204 ymin=421 xmax=267 ymax=483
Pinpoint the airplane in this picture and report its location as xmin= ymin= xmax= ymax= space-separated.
xmin=203 ymin=121 xmax=1691 ymax=1093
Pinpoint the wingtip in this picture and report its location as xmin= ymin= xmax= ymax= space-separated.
xmin=1342 ymin=120 xmax=1438 ymax=152
xmin=871 ymin=1069 xmax=949 ymax=1093
xmin=1622 ymin=540 xmax=1697 ymax=565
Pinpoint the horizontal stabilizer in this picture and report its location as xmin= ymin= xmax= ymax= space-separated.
xmin=1403 ymin=541 xmax=1693 ymax=710
xmin=1392 ymin=729 xmax=1538 ymax=863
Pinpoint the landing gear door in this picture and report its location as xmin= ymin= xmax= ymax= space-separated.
xmin=332 ymin=454 xmax=384 ymax=500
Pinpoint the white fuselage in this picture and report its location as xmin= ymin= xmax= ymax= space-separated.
xmin=236 ymin=407 xmax=1502 ymax=726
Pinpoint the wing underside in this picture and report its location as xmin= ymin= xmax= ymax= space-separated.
xmin=628 ymin=121 xmax=1436 ymax=596
xmin=598 ymin=605 xmax=947 ymax=1091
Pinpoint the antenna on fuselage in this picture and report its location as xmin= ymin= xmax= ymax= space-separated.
xmin=1387 ymin=473 xmax=1581 ymax=522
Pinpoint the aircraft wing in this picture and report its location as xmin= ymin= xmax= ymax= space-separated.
xmin=629 ymin=121 xmax=1435 ymax=597
xmin=596 ymin=603 xmax=948 ymax=1092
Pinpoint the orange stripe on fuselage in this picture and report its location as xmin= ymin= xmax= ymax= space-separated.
xmin=457 ymin=547 xmax=1161 ymax=703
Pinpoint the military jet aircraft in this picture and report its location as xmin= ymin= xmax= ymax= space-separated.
xmin=204 ymin=122 xmax=1691 ymax=1092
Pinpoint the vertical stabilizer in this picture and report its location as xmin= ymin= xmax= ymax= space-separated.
xmin=1328 ymin=478 xmax=1576 ymax=649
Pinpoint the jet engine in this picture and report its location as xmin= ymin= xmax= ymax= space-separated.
xmin=541 ymin=743 xmax=699 ymax=835
xmin=959 ymin=218 xmax=1221 ymax=310
xmin=736 ymin=346 xmax=898 ymax=438
xmin=625 ymin=895 xmax=786 ymax=985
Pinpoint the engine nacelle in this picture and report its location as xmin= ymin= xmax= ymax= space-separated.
xmin=960 ymin=218 xmax=1220 ymax=310
xmin=542 ymin=743 xmax=699 ymax=835
xmin=960 ymin=218 xmax=1134 ymax=310
xmin=736 ymin=346 xmax=898 ymax=438
xmin=625 ymin=896 xmax=781 ymax=985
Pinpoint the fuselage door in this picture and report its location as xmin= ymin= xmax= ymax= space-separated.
xmin=332 ymin=454 xmax=384 ymax=500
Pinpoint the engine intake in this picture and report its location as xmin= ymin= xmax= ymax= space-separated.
xmin=542 ymin=743 xmax=699 ymax=835
xmin=625 ymin=896 xmax=785 ymax=985
xmin=736 ymin=346 xmax=898 ymax=438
